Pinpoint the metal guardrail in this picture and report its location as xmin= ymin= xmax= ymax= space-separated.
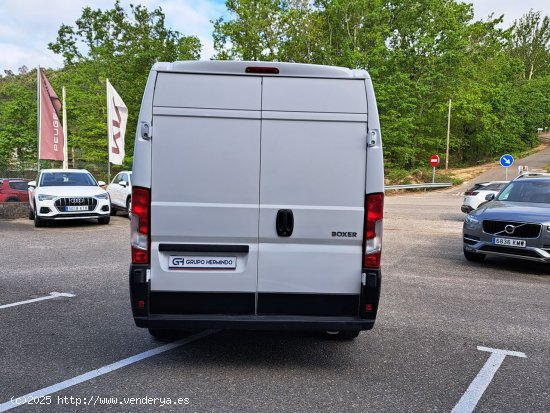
xmin=384 ymin=183 xmax=453 ymax=190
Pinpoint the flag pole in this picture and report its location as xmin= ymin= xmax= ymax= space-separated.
xmin=106 ymin=78 xmax=111 ymax=183
xmin=445 ymin=98 xmax=452 ymax=172
xmin=62 ymin=86 xmax=68 ymax=169
xmin=37 ymin=65 xmax=41 ymax=172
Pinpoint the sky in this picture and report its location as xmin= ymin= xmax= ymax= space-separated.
xmin=0 ymin=0 xmax=547 ymax=73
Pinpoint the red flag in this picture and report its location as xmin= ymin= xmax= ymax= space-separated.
xmin=39 ymin=69 xmax=65 ymax=161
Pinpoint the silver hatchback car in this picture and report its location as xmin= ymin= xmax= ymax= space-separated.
xmin=463 ymin=177 xmax=550 ymax=263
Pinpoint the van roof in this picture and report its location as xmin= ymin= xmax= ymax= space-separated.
xmin=152 ymin=61 xmax=370 ymax=79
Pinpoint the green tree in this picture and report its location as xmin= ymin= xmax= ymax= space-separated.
xmin=213 ymin=0 xmax=285 ymax=60
xmin=212 ymin=0 xmax=547 ymax=170
xmin=48 ymin=1 xmax=201 ymax=171
xmin=509 ymin=10 xmax=550 ymax=80
xmin=0 ymin=71 xmax=37 ymax=169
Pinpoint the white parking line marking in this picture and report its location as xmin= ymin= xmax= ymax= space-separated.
xmin=0 ymin=330 xmax=216 ymax=412
xmin=451 ymin=346 xmax=527 ymax=413
xmin=0 ymin=292 xmax=75 ymax=310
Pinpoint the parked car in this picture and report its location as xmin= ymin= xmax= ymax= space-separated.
xmin=107 ymin=171 xmax=132 ymax=216
xmin=28 ymin=169 xmax=110 ymax=227
xmin=0 ymin=178 xmax=30 ymax=202
xmin=463 ymin=177 xmax=550 ymax=264
xmin=461 ymin=181 xmax=508 ymax=213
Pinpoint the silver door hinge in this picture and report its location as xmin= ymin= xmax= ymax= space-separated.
xmin=141 ymin=122 xmax=151 ymax=140
xmin=367 ymin=129 xmax=379 ymax=147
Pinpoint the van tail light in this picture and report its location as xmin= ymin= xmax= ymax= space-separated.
xmin=245 ymin=66 xmax=279 ymax=74
xmin=131 ymin=187 xmax=150 ymax=264
xmin=363 ymin=193 xmax=383 ymax=268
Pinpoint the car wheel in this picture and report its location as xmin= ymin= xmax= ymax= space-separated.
xmin=109 ymin=205 xmax=117 ymax=216
xmin=28 ymin=207 xmax=35 ymax=220
xmin=34 ymin=213 xmax=44 ymax=228
xmin=126 ymin=196 xmax=132 ymax=219
xmin=325 ymin=330 xmax=361 ymax=340
xmin=148 ymin=328 xmax=180 ymax=341
xmin=464 ymin=248 xmax=485 ymax=263
xmin=5 ymin=197 xmax=19 ymax=202
xmin=98 ymin=216 xmax=110 ymax=225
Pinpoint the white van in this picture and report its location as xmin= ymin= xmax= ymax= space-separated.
xmin=130 ymin=61 xmax=384 ymax=340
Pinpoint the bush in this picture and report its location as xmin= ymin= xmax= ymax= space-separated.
xmin=385 ymin=168 xmax=412 ymax=184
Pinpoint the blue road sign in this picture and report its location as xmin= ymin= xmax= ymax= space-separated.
xmin=500 ymin=154 xmax=514 ymax=168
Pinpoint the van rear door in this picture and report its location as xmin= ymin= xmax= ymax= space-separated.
xmin=257 ymin=77 xmax=367 ymax=315
xmin=149 ymin=73 xmax=261 ymax=297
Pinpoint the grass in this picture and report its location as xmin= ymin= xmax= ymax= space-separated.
xmin=384 ymin=167 xmax=463 ymax=187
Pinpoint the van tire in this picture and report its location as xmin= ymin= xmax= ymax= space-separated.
xmin=464 ymin=249 xmax=485 ymax=263
xmin=326 ymin=330 xmax=361 ymax=340
xmin=148 ymin=328 xmax=180 ymax=341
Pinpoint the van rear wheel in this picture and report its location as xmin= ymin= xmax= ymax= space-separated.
xmin=148 ymin=328 xmax=180 ymax=341
xmin=326 ymin=330 xmax=361 ymax=340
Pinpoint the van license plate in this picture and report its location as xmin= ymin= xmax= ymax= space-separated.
xmin=493 ymin=237 xmax=526 ymax=248
xmin=66 ymin=206 xmax=88 ymax=211
xmin=169 ymin=256 xmax=237 ymax=270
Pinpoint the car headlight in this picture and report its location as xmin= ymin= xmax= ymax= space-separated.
xmin=465 ymin=215 xmax=481 ymax=227
xmin=37 ymin=194 xmax=56 ymax=201
xmin=94 ymin=193 xmax=109 ymax=200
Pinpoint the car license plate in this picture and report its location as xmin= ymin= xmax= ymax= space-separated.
xmin=66 ymin=206 xmax=88 ymax=212
xmin=493 ymin=237 xmax=526 ymax=248
xmin=169 ymin=256 xmax=237 ymax=270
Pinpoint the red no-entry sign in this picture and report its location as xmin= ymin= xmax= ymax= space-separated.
xmin=430 ymin=154 xmax=440 ymax=167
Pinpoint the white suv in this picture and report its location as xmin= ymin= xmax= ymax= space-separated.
xmin=461 ymin=181 xmax=508 ymax=213
xmin=28 ymin=169 xmax=111 ymax=227
xmin=107 ymin=171 xmax=132 ymax=216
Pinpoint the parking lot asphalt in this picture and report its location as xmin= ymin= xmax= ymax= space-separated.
xmin=0 ymin=194 xmax=548 ymax=413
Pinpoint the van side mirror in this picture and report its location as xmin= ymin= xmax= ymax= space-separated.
xmin=98 ymin=181 xmax=106 ymax=187
xmin=485 ymin=193 xmax=495 ymax=201
xmin=28 ymin=181 xmax=36 ymax=188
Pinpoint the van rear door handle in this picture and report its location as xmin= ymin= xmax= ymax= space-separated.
xmin=276 ymin=209 xmax=294 ymax=237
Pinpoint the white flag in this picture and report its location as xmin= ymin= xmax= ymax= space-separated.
xmin=107 ymin=79 xmax=128 ymax=165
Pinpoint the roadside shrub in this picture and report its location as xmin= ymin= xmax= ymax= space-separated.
xmin=385 ymin=168 xmax=412 ymax=184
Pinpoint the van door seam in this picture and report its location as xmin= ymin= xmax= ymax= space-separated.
xmin=255 ymin=76 xmax=264 ymax=315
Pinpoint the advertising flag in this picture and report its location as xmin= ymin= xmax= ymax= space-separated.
xmin=39 ymin=69 xmax=65 ymax=161
xmin=107 ymin=79 xmax=128 ymax=165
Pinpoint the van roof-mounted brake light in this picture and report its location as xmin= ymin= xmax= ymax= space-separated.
xmin=245 ymin=66 xmax=280 ymax=74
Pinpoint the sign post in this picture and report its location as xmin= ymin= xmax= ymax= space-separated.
xmin=430 ymin=154 xmax=440 ymax=183
xmin=499 ymin=154 xmax=514 ymax=180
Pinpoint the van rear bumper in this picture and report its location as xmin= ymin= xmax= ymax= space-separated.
xmin=129 ymin=264 xmax=381 ymax=332
xmin=134 ymin=314 xmax=374 ymax=331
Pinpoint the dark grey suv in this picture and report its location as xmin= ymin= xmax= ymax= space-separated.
xmin=463 ymin=177 xmax=550 ymax=263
